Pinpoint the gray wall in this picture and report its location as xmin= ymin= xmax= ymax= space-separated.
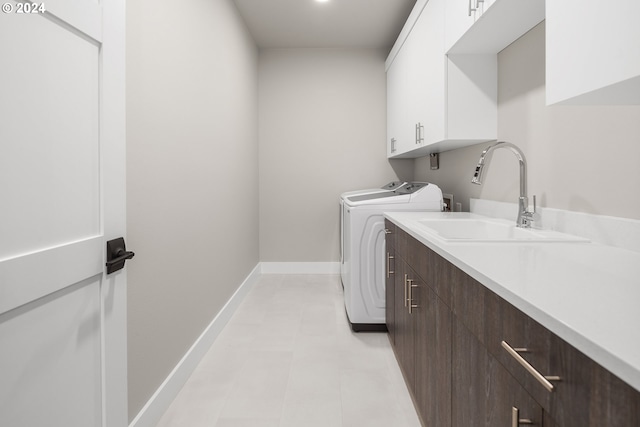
xmin=416 ymin=22 xmax=640 ymax=220
xmin=258 ymin=48 xmax=413 ymax=262
xmin=126 ymin=0 xmax=259 ymax=419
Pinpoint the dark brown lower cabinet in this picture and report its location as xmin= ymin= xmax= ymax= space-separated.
xmin=452 ymin=318 xmax=542 ymax=426
xmin=392 ymin=257 xmax=452 ymax=426
xmin=415 ymin=281 xmax=451 ymax=427
xmin=385 ymin=219 xmax=451 ymax=426
xmin=384 ymin=219 xmax=640 ymax=427
xmin=385 ymin=222 xmax=396 ymax=345
xmin=393 ymin=259 xmax=416 ymax=392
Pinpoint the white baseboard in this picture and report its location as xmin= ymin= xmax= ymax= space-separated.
xmin=260 ymin=262 xmax=340 ymax=274
xmin=128 ymin=263 xmax=261 ymax=427
xmin=129 ymin=261 xmax=339 ymax=427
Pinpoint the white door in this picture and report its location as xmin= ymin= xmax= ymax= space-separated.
xmin=0 ymin=1 xmax=127 ymax=426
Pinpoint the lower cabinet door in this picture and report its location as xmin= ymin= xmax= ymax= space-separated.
xmin=394 ymin=259 xmax=415 ymax=391
xmin=452 ymin=318 xmax=542 ymax=427
xmin=543 ymin=411 xmax=559 ymax=427
xmin=546 ymin=332 xmax=640 ymax=427
xmin=385 ymin=219 xmax=396 ymax=343
xmin=385 ymin=247 xmax=396 ymax=344
xmin=414 ymin=282 xmax=451 ymax=426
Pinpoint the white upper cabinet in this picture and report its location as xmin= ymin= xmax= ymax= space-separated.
xmin=546 ymin=0 xmax=640 ymax=105
xmin=445 ymin=0 xmax=497 ymax=52
xmin=386 ymin=39 xmax=412 ymax=157
xmin=446 ymin=0 xmax=544 ymax=54
xmin=386 ymin=0 xmax=497 ymax=159
xmin=387 ymin=24 xmax=429 ymax=157
xmin=444 ymin=0 xmax=477 ymax=55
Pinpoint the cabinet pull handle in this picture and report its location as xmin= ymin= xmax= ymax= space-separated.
xmin=511 ymin=407 xmax=534 ymax=427
xmin=468 ymin=0 xmax=477 ymax=16
xmin=501 ymin=341 xmax=561 ymax=392
xmin=387 ymin=253 xmax=394 ymax=278
xmin=390 ymin=137 xmax=396 ymax=153
xmin=404 ymin=274 xmax=408 ymax=307
xmin=415 ymin=123 xmax=424 ymax=144
xmin=407 ymin=278 xmax=418 ymax=314
xmin=384 ymin=228 xmax=392 ymax=234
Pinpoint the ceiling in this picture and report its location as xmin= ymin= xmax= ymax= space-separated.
xmin=232 ymin=0 xmax=417 ymax=49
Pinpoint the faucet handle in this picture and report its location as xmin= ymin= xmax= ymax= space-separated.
xmin=532 ymin=195 xmax=536 ymax=213
xmin=522 ymin=195 xmax=537 ymax=228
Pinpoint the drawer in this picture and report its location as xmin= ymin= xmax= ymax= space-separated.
xmin=391 ymin=224 xmax=452 ymax=308
xmin=545 ymin=332 xmax=640 ymax=426
xmin=490 ymin=290 xmax=640 ymax=426
xmin=450 ymin=262 xmax=487 ymax=343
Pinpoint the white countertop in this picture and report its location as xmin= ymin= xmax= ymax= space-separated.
xmin=385 ymin=211 xmax=640 ymax=392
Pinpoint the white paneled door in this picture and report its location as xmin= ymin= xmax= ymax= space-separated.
xmin=0 ymin=1 xmax=127 ymax=426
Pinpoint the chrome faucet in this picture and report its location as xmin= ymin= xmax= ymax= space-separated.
xmin=471 ymin=141 xmax=535 ymax=228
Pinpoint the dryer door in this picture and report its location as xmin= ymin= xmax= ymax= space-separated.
xmin=358 ymin=214 xmax=387 ymax=323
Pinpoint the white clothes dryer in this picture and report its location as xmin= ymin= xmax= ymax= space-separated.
xmin=340 ymin=182 xmax=443 ymax=331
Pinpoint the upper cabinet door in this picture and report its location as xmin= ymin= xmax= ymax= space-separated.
xmin=415 ymin=0 xmax=446 ymax=148
xmin=387 ymin=42 xmax=416 ymax=157
xmin=387 ymin=0 xmax=445 ymax=158
xmin=446 ymin=0 xmax=544 ymax=54
xmin=546 ymin=0 xmax=640 ymax=105
xmin=445 ymin=0 xmax=478 ymax=52
xmin=387 ymin=47 xmax=407 ymax=156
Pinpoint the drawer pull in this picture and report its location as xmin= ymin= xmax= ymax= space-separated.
xmin=404 ymin=274 xmax=408 ymax=307
xmin=511 ymin=407 xmax=533 ymax=427
xmin=501 ymin=341 xmax=561 ymax=392
xmin=387 ymin=253 xmax=394 ymax=278
xmin=407 ymin=278 xmax=418 ymax=314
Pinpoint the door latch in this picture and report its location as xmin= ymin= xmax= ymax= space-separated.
xmin=106 ymin=237 xmax=135 ymax=274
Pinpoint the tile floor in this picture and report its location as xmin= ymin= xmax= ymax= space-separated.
xmin=156 ymin=274 xmax=421 ymax=427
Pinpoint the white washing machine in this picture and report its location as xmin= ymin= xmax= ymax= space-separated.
xmin=340 ymin=182 xmax=443 ymax=331
xmin=339 ymin=181 xmax=405 ymax=267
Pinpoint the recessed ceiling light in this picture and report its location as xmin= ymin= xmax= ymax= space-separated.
xmin=315 ymin=0 xmax=330 ymax=3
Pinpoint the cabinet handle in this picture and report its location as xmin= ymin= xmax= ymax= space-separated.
xmin=404 ymin=274 xmax=408 ymax=308
xmin=468 ymin=0 xmax=477 ymax=16
xmin=501 ymin=341 xmax=561 ymax=392
xmin=386 ymin=253 xmax=394 ymax=278
xmin=384 ymin=228 xmax=392 ymax=234
xmin=407 ymin=278 xmax=418 ymax=314
xmin=415 ymin=123 xmax=424 ymax=144
xmin=390 ymin=137 xmax=396 ymax=153
xmin=511 ymin=407 xmax=533 ymax=427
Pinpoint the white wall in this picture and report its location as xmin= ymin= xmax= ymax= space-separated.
xmin=259 ymin=48 xmax=413 ymax=262
xmin=416 ymin=22 xmax=640 ymax=220
xmin=126 ymin=0 xmax=258 ymax=420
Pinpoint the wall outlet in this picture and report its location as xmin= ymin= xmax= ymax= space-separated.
xmin=442 ymin=194 xmax=453 ymax=212
xmin=430 ymin=153 xmax=439 ymax=170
